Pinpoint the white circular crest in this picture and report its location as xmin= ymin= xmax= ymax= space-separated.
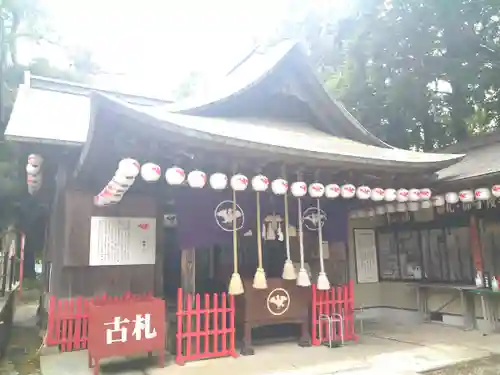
xmin=214 ymin=200 xmax=245 ymax=232
xmin=302 ymin=206 xmax=327 ymax=231
xmin=266 ymin=288 xmax=290 ymax=316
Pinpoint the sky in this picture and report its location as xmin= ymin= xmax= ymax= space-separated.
xmin=21 ymin=0 xmax=351 ymax=98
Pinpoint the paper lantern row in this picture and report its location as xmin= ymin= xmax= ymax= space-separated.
xmin=26 ymin=154 xmax=43 ymax=195
xmin=121 ymin=159 xmax=436 ymax=200
xmin=350 ymin=186 xmax=500 ymax=218
xmin=94 ymin=158 xmax=141 ymax=206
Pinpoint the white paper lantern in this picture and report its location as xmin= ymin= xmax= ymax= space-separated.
xmin=492 ymin=185 xmax=500 ymax=198
xmin=291 ymin=181 xmax=307 ymax=197
xmin=375 ymin=205 xmax=386 ymax=215
xmin=371 ymin=188 xmax=385 ymax=202
xmin=367 ymin=208 xmax=376 ymax=217
xmin=27 ymin=174 xmax=42 ymax=186
xmin=407 ymin=202 xmax=420 ymax=212
xmin=112 ymin=172 xmax=135 ymax=188
xmin=26 ymin=163 xmax=40 ymax=175
xmin=385 ymin=203 xmax=396 ymax=213
xmin=475 ymin=187 xmax=490 ymax=201
xmin=210 ymin=173 xmax=228 ymax=190
xmin=94 ymin=195 xmax=111 ymax=206
xmin=107 ymin=180 xmax=127 ymax=194
xmin=27 ymin=154 xmax=43 ymax=167
xmin=445 ymin=192 xmax=459 ymax=204
xmin=251 ymin=174 xmax=269 ymax=192
xmin=309 ymin=183 xmax=325 ymax=198
xmin=420 ymin=188 xmax=432 ymax=201
xmin=100 ymin=188 xmax=122 ymax=203
xmin=325 ymin=184 xmax=341 ymax=199
xmin=165 ymin=166 xmax=185 ymax=185
xmin=433 ymin=195 xmax=445 ymax=207
xmin=340 ymin=184 xmax=356 ymax=199
xmin=187 ymin=170 xmax=207 ymax=188
xmin=140 ymin=163 xmax=161 ymax=182
xmin=230 ymin=174 xmax=249 ymax=191
xmin=384 ymin=188 xmax=397 ymax=202
xmin=408 ymin=189 xmax=421 ymax=201
xmin=118 ymin=158 xmax=140 ymax=178
xmin=421 ymin=200 xmax=433 ymax=209
xmin=459 ymin=190 xmax=474 ymax=203
xmin=271 ymin=178 xmax=288 ymax=195
xmin=356 ymin=186 xmax=372 ymax=200
xmin=396 ymin=202 xmax=407 ymax=212
xmin=396 ymin=188 xmax=409 ymax=202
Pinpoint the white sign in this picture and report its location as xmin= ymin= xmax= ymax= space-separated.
xmin=354 ymin=229 xmax=379 ymax=283
xmin=89 ymin=216 xmax=156 ymax=266
xmin=105 ymin=314 xmax=157 ymax=344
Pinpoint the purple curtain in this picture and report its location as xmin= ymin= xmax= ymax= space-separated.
xmin=174 ymin=187 xmax=348 ymax=249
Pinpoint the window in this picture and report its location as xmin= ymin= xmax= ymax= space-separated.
xmin=377 ymin=224 xmax=473 ymax=284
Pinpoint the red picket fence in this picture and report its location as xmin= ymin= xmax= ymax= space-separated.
xmin=46 ymin=291 xmax=152 ymax=352
xmin=311 ymin=280 xmax=357 ymax=346
xmin=176 ymin=288 xmax=237 ymax=365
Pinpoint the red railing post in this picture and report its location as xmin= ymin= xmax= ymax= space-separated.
xmin=311 ymin=284 xmax=318 ymax=346
xmin=229 ymin=294 xmax=237 ymax=358
xmin=176 ymin=288 xmax=184 ymax=365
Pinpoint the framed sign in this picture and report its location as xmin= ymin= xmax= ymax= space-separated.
xmin=89 ymin=217 xmax=156 ymax=266
xmin=354 ymin=229 xmax=379 ymax=283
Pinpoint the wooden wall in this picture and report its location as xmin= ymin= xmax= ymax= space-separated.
xmin=50 ymin=189 xmax=161 ymax=298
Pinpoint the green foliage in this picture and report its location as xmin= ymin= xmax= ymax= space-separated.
xmin=277 ymin=0 xmax=500 ymax=150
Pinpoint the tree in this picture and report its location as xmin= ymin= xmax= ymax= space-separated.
xmin=318 ymin=0 xmax=500 ymax=150
xmin=274 ymin=0 xmax=500 ymax=150
xmin=0 ymin=0 xmax=99 ymax=279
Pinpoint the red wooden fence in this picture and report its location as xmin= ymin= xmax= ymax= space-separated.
xmin=311 ymin=280 xmax=357 ymax=346
xmin=46 ymin=291 xmax=152 ymax=352
xmin=176 ymin=288 xmax=237 ymax=365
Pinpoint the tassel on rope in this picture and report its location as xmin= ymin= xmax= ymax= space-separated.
xmin=296 ymin=195 xmax=311 ymax=287
xmin=316 ymin=197 xmax=330 ymax=290
xmin=228 ymin=188 xmax=244 ymax=295
xmin=282 ymin=190 xmax=296 ymax=280
xmin=253 ymin=190 xmax=268 ymax=289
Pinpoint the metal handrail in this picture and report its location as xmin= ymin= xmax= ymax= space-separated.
xmin=317 ymin=312 xmax=344 ymax=348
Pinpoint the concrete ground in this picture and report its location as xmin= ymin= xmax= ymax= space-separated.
xmin=40 ymin=322 xmax=500 ymax=375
